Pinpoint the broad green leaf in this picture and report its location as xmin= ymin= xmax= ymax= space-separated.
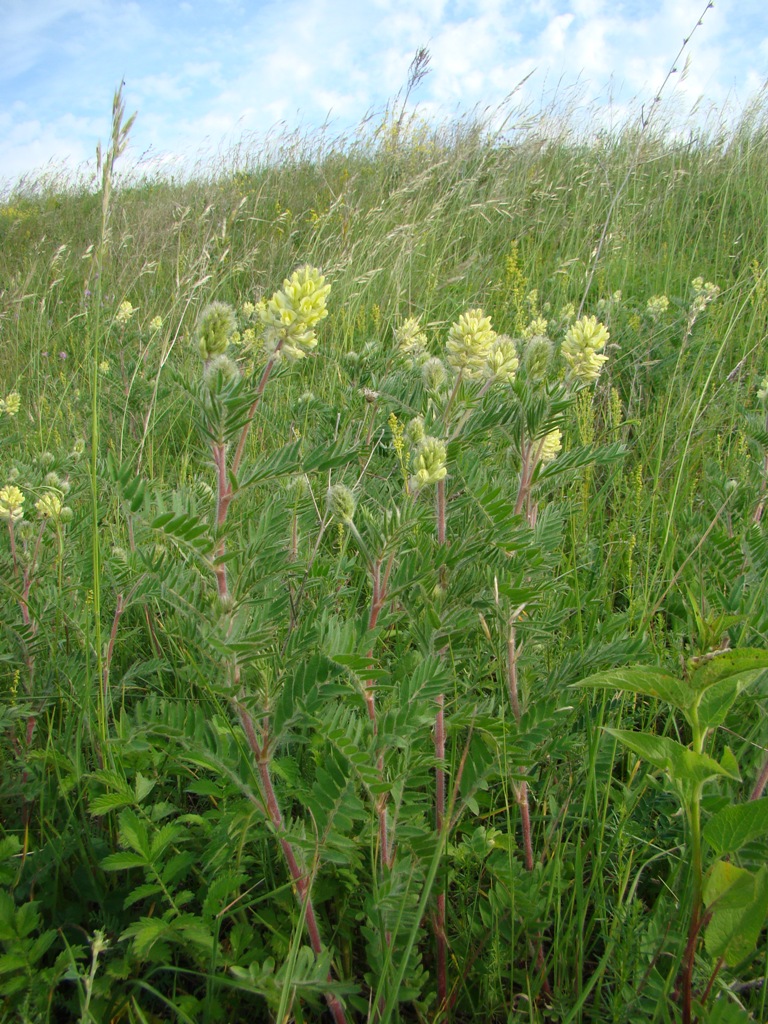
xmin=703 ymin=796 xmax=768 ymax=856
xmin=702 ymin=860 xmax=755 ymax=911
xmin=704 ymin=866 xmax=768 ymax=966
xmin=574 ymin=667 xmax=692 ymax=712
xmin=689 ymin=649 xmax=768 ymax=693
xmin=604 ymin=729 xmax=740 ymax=784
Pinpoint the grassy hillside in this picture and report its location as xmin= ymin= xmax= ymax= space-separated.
xmin=1 ymin=93 xmax=768 ymax=1023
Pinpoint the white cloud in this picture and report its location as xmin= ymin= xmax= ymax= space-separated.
xmin=2 ymin=0 xmax=768 ymax=186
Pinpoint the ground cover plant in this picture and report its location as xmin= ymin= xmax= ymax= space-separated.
xmin=2 ymin=69 xmax=768 ymax=1023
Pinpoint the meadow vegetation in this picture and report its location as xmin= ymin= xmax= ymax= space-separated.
xmin=2 ymin=82 xmax=768 ymax=1023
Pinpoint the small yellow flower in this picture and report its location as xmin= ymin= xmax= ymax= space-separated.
xmin=149 ymin=316 xmax=163 ymax=332
xmin=523 ymin=316 xmax=549 ymax=340
xmin=0 ymin=485 xmax=25 ymax=521
xmin=99 ymin=360 xmax=110 ymax=374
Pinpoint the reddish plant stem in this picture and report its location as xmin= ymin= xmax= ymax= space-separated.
xmin=434 ymin=477 xmax=448 ymax=1012
xmin=210 ymin=347 xmax=347 ymax=1022
xmin=365 ymin=554 xmax=395 ymax=870
xmin=235 ymin=701 xmax=348 ymax=1024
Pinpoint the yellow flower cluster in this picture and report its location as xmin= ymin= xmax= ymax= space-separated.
xmin=0 ymin=391 xmax=21 ymax=416
xmin=484 ymin=335 xmax=519 ymax=384
xmin=258 ymin=265 xmax=331 ymax=362
xmin=0 ymin=485 xmax=25 ymax=521
xmin=691 ymin=277 xmax=720 ymax=314
xmin=562 ymin=315 xmax=610 ymax=384
xmin=646 ymin=295 xmax=669 ymax=320
xmin=446 ymin=308 xmax=496 ymax=378
xmin=36 ymin=492 xmax=63 ymax=518
xmin=115 ymin=300 xmax=136 ymax=325
xmin=410 ymin=436 xmax=447 ymax=490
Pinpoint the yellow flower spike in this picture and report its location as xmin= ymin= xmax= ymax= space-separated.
xmin=446 ymin=308 xmax=496 ymax=378
xmin=538 ymin=428 xmax=562 ymax=464
xmin=484 ymin=335 xmax=519 ymax=384
xmin=395 ymin=317 xmax=428 ymax=365
xmin=562 ymin=315 xmax=610 ymax=384
xmin=259 ymin=265 xmax=331 ymax=362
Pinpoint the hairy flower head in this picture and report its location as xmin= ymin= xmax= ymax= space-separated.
xmin=149 ymin=316 xmax=163 ymax=332
xmin=196 ymin=301 xmax=237 ymax=361
xmin=326 ymin=483 xmax=356 ymax=524
xmin=757 ymin=376 xmax=768 ymax=403
xmin=395 ymin=317 xmax=428 ymax=365
xmin=405 ymin=415 xmax=426 ymax=447
xmin=422 ymin=356 xmax=447 ymax=391
xmin=562 ymin=315 xmax=610 ymax=384
xmin=1 ymin=392 xmax=21 ymax=417
xmin=0 ymin=485 xmax=25 ymax=522
xmin=484 ymin=335 xmax=519 ymax=384
xmin=446 ymin=308 xmax=496 ymax=377
xmin=410 ymin=436 xmax=447 ymax=491
xmin=204 ymin=353 xmax=241 ymax=388
xmin=521 ymin=335 xmax=553 ymax=383
xmin=258 ymin=265 xmax=331 ymax=362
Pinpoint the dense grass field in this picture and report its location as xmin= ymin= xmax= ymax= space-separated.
xmin=2 ymin=89 xmax=768 ymax=1023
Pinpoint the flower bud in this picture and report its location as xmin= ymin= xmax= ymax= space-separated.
xmin=326 ymin=484 xmax=356 ymax=524
xmin=422 ymin=356 xmax=447 ymax=391
xmin=196 ymin=302 xmax=237 ymax=361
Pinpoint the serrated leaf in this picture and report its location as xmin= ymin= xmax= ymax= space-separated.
xmin=703 ymin=797 xmax=768 ymax=856
xmin=90 ymin=792 xmax=133 ymax=815
xmin=101 ymin=851 xmax=148 ymax=871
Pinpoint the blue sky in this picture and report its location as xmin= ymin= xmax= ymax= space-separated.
xmin=2 ymin=0 xmax=767 ymax=189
